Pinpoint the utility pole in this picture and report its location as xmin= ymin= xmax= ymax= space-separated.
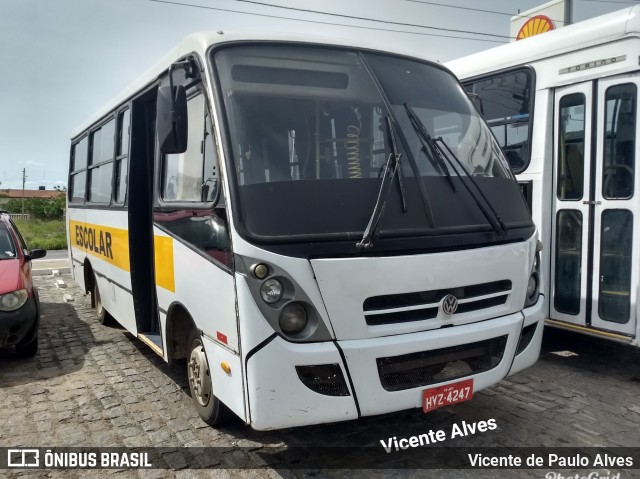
xmin=565 ymin=0 xmax=573 ymax=26
xmin=21 ymin=168 xmax=26 ymax=214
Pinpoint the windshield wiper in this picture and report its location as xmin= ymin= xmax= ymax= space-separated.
xmin=404 ymin=104 xmax=507 ymax=237
xmin=434 ymin=136 xmax=507 ymax=236
xmin=403 ymin=103 xmax=456 ymax=193
xmin=356 ymin=116 xmax=407 ymax=250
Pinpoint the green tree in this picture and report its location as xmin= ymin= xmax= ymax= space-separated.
xmin=3 ymin=194 xmax=66 ymax=220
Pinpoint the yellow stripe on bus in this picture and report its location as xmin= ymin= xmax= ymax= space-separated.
xmin=69 ymin=220 xmax=175 ymax=292
xmin=154 ymin=235 xmax=176 ymax=293
xmin=69 ymin=220 xmax=130 ymax=271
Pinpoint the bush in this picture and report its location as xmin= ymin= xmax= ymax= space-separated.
xmin=3 ymin=194 xmax=66 ymax=220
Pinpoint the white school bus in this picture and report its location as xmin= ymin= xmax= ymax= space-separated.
xmin=447 ymin=6 xmax=640 ymax=345
xmin=68 ymin=31 xmax=543 ymax=430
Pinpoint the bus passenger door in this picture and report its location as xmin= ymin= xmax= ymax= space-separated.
xmin=551 ymin=83 xmax=593 ymax=326
xmin=590 ymin=76 xmax=639 ymax=336
xmin=552 ymin=77 xmax=639 ymax=337
xmin=129 ymin=88 xmax=161 ymax=346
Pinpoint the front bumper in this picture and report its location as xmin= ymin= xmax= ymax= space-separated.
xmin=508 ymin=295 xmax=545 ymax=376
xmin=0 ymin=297 xmax=38 ymax=347
xmin=246 ymin=308 xmax=544 ymax=430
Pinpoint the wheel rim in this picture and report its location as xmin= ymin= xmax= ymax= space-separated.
xmin=188 ymin=340 xmax=212 ymax=407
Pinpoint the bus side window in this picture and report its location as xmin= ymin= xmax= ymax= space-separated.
xmin=88 ymin=118 xmax=115 ymax=204
xmin=557 ymin=94 xmax=585 ymax=201
xmin=463 ymin=68 xmax=533 ymax=173
xmin=69 ymin=136 xmax=89 ymax=203
xmin=162 ymin=94 xmax=206 ymax=202
xmin=603 ymin=83 xmax=636 ymax=199
xmin=154 ymin=208 xmax=232 ymax=268
xmin=156 ymin=93 xmax=231 ymax=267
xmin=114 ymin=109 xmax=130 ymax=204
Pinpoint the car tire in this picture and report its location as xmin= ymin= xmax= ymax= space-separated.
xmin=93 ymin=276 xmax=113 ymax=326
xmin=187 ymin=329 xmax=231 ymax=426
xmin=15 ymin=334 xmax=38 ymax=358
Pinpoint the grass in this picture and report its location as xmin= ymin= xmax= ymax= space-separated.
xmin=14 ymin=219 xmax=67 ymax=250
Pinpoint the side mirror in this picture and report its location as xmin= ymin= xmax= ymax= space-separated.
xmin=27 ymin=248 xmax=47 ymax=260
xmin=157 ymin=85 xmax=188 ymax=154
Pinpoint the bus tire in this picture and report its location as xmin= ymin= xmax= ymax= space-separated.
xmin=93 ymin=276 xmax=112 ymax=326
xmin=187 ymin=329 xmax=230 ymax=426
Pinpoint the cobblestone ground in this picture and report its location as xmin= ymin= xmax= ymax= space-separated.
xmin=1 ymin=275 xmax=640 ymax=478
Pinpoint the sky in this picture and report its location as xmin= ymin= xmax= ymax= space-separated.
xmin=0 ymin=0 xmax=636 ymax=190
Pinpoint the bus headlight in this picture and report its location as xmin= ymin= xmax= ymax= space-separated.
xmin=279 ymin=302 xmax=307 ymax=334
xmin=524 ymin=250 xmax=541 ymax=308
xmin=526 ymin=274 xmax=537 ymax=298
xmin=260 ymin=279 xmax=283 ymax=304
xmin=237 ymin=255 xmax=333 ymax=342
xmin=0 ymin=289 xmax=28 ymax=311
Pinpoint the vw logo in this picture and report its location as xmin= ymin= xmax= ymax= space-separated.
xmin=441 ymin=294 xmax=458 ymax=315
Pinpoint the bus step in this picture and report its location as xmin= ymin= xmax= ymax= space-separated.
xmin=138 ymin=333 xmax=163 ymax=356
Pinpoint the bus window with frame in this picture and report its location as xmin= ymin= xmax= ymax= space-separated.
xmin=557 ymin=93 xmax=586 ymax=201
xmin=114 ymin=109 xmax=130 ymax=204
xmin=162 ymin=94 xmax=206 ymax=202
xmin=88 ymin=118 xmax=115 ymax=203
xmin=463 ymin=68 xmax=533 ymax=173
xmin=603 ymin=83 xmax=636 ymax=200
xmin=70 ymin=136 xmax=89 ymax=203
xmin=156 ymin=94 xmax=230 ymax=267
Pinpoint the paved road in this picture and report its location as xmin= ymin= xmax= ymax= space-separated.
xmin=37 ymin=250 xmax=69 ymax=261
xmin=31 ymin=249 xmax=70 ymax=274
xmin=1 ymin=275 xmax=640 ymax=478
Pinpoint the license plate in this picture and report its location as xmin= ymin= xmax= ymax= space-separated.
xmin=422 ymin=378 xmax=474 ymax=413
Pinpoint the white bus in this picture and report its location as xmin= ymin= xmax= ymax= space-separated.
xmin=447 ymin=6 xmax=640 ymax=346
xmin=68 ymin=31 xmax=543 ymax=430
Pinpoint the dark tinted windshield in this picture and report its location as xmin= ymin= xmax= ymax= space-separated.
xmin=214 ymin=45 xmax=531 ymax=245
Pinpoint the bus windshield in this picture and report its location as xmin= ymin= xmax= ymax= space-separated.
xmin=214 ymin=45 xmax=530 ymax=244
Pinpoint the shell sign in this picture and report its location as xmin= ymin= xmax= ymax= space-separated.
xmin=509 ymin=0 xmax=566 ymax=42
xmin=516 ymin=15 xmax=555 ymax=40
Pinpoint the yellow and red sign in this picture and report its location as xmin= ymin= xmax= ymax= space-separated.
xmin=510 ymin=0 xmax=566 ymax=42
xmin=516 ymin=15 xmax=555 ymax=41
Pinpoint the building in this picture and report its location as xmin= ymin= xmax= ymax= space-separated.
xmin=0 ymin=189 xmax=64 ymax=205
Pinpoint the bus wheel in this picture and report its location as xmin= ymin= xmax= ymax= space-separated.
xmin=93 ymin=276 xmax=112 ymax=325
xmin=187 ymin=330 xmax=230 ymax=426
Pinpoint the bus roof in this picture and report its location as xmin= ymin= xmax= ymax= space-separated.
xmin=446 ymin=5 xmax=640 ymax=80
xmin=72 ymin=31 xmax=437 ymax=139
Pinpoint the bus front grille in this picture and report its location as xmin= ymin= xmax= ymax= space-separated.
xmin=376 ymin=335 xmax=508 ymax=392
xmin=363 ymin=280 xmax=511 ymax=326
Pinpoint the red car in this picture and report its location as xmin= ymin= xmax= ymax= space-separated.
xmin=0 ymin=212 xmax=46 ymax=357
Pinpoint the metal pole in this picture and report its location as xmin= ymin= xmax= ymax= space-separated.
xmin=564 ymin=0 xmax=573 ymax=26
xmin=21 ymin=168 xmax=26 ymax=214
